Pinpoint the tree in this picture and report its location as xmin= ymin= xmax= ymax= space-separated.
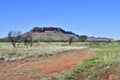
xmin=68 ymin=37 xmax=74 ymax=45
xmin=23 ymin=33 xmax=33 ymax=47
xmin=47 ymin=37 xmax=53 ymax=44
xmin=78 ymin=35 xmax=88 ymax=42
xmin=109 ymin=38 xmax=114 ymax=43
xmin=8 ymin=31 xmax=21 ymax=47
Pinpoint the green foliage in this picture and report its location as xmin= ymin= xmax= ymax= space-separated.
xmin=0 ymin=57 xmax=5 ymax=61
xmin=78 ymin=35 xmax=87 ymax=42
xmin=0 ymin=38 xmax=10 ymax=42
xmin=59 ymin=43 xmax=120 ymax=80
xmin=109 ymin=38 xmax=115 ymax=43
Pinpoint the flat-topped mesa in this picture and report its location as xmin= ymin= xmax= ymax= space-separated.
xmin=31 ymin=27 xmax=78 ymax=36
xmin=31 ymin=27 xmax=61 ymax=32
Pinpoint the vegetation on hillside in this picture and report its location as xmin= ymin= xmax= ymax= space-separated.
xmin=78 ymin=35 xmax=88 ymax=42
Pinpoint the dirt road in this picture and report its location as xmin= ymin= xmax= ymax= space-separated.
xmin=0 ymin=49 xmax=96 ymax=80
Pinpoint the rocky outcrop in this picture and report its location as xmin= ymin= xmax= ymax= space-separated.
xmin=31 ymin=27 xmax=79 ymax=36
xmin=21 ymin=27 xmax=79 ymax=41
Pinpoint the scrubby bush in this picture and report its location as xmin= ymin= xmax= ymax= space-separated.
xmin=78 ymin=35 xmax=87 ymax=42
xmin=109 ymin=38 xmax=114 ymax=43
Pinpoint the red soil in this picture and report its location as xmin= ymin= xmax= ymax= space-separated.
xmin=73 ymin=71 xmax=116 ymax=80
xmin=0 ymin=49 xmax=96 ymax=80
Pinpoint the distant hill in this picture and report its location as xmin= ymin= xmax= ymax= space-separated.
xmin=22 ymin=27 xmax=79 ymax=41
xmin=0 ymin=27 xmax=111 ymax=42
xmin=87 ymin=36 xmax=110 ymax=42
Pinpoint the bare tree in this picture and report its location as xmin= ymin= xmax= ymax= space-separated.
xmin=68 ymin=37 xmax=74 ymax=45
xmin=29 ymin=35 xmax=33 ymax=47
xmin=8 ymin=31 xmax=21 ymax=47
xmin=47 ymin=37 xmax=53 ymax=44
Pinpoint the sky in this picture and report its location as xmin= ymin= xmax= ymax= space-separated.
xmin=0 ymin=0 xmax=120 ymax=40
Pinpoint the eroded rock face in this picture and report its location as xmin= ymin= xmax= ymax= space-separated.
xmin=31 ymin=27 xmax=62 ymax=32
xmin=31 ymin=27 xmax=78 ymax=36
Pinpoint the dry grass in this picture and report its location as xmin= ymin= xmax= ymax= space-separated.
xmin=0 ymin=42 xmax=87 ymax=61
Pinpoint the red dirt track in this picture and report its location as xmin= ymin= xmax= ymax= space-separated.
xmin=0 ymin=49 xmax=96 ymax=80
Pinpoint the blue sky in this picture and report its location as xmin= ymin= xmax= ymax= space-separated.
xmin=0 ymin=0 xmax=120 ymax=40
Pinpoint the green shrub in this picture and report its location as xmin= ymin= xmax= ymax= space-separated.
xmin=59 ymin=43 xmax=120 ymax=80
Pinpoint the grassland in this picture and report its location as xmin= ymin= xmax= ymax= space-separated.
xmin=59 ymin=43 xmax=120 ymax=80
xmin=0 ymin=42 xmax=120 ymax=80
xmin=0 ymin=42 xmax=87 ymax=61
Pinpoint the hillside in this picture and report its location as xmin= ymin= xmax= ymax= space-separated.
xmin=0 ymin=27 xmax=110 ymax=42
xmin=22 ymin=27 xmax=79 ymax=41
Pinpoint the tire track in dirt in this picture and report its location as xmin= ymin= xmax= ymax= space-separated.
xmin=0 ymin=49 xmax=96 ymax=80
